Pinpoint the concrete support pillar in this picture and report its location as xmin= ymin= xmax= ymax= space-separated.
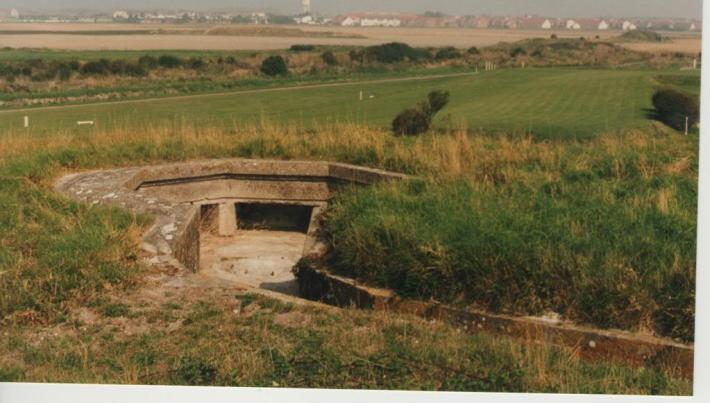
xmin=218 ymin=202 xmax=237 ymax=236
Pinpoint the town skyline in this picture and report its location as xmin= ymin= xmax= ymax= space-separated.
xmin=6 ymin=0 xmax=704 ymax=20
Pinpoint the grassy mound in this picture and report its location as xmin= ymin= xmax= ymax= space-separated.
xmin=325 ymin=129 xmax=697 ymax=341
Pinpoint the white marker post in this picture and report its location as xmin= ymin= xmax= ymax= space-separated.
xmin=685 ymin=116 xmax=689 ymax=136
xmin=359 ymin=90 xmax=363 ymax=101
xmin=23 ymin=116 xmax=29 ymax=128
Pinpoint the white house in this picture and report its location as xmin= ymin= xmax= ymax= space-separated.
xmin=360 ymin=18 xmax=401 ymax=27
xmin=10 ymin=8 xmax=19 ymax=19
xmin=112 ymin=10 xmax=129 ymax=20
xmin=598 ymin=20 xmax=609 ymax=30
xmin=622 ymin=21 xmax=638 ymax=31
xmin=690 ymin=23 xmax=697 ymax=31
xmin=251 ymin=12 xmax=268 ymax=24
xmin=541 ymin=19 xmax=552 ymax=29
xmin=294 ymin=15 xmax=315 ymax=25
xmin=566 ymin=19 xmax=581 ymax=30
xmin=341 ymin=16 xmax=357 ymax=26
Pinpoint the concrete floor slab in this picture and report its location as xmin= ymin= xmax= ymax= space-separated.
xmin=199 ymin=230 xmax=307 ymax=295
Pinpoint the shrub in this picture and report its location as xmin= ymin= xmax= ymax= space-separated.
xmin=364 ymin=42 xmax=430 ymax=63
xmin=550 ymin=34 xmax=558 ymax=39
xmin=652 ymin=89 xmax=699 ymax=131
xmin=392 ymin=90 xmax=450 ymax=136
xmin=510 ymin=47 xmax=527 ymax=57
xmin=392 ymin=108 xmax=431 ymax=136
xmin=435 ymin=47 xmax=461 ymax=60
xmin=188 ymin=57 xmax=205 ymax=70
xmin=158 ymin=55 xmax=182 ymax=68
xmin=426 ymin=90 xmax=450 ymax=115
xmin=57 ymin=64 xmax=73 ymax=81
xmin=321 ymin=50 xmax=338 ymax=66
xmin=290 ymin=44 xmax=315 ymax=52
xmin=467 ymin=46 xmax=480 ymax=55
xmin=260 ymin=55 xmax=288 ymax=77
xmin=80 ymin=59 xmax=110 ymax=75
xmin=138 ymin=55 xmax=159 ymax=69
xmin=349 ymin=49 xmax=364 ymax=63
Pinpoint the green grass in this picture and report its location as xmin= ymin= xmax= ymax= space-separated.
xmin=325 ymin=129 xmax=698 ymax=340
xmin=1 ymin=68 xmax=693 ymax=139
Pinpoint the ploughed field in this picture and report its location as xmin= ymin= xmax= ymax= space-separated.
xmin=0 ymin=68 xmax=699 ymax=139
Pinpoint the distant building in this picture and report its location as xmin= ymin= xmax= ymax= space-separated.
xmin=338 ymin=13 xmax=408 ymax=27
xmin=541 ymin=19 xmax=553 ymax=29
xmin=598 ymin=20 xmax=609 ymax=30
xmin=112 ymin=10 xmax=129 ymax=20
xmin=301 ymin=0 xmax=311 ymax=15
xmin=10 ymin=8 xmax=19 ymax=19
xmin=622 ymin=20 xmax=638 ymax=31
xmin=566 ymin=19 xmax=581 ymax=30
xmin=251 ymin=12 xmax=268 ymax=25
xmin=340 ymin=16 xmax=357 ymax=26
xmin=294 ymin=15 xmax=315 ymax=25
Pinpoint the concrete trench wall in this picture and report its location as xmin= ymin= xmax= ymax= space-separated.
xmin=293 ymin=260 xmax=695 ymax=379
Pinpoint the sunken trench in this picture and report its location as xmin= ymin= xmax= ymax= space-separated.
xmin=55 ymin=158 xmax=407 ymax=296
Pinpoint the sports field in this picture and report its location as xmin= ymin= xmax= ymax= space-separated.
xmin=1 ymin=68 xmax=695 ymax=138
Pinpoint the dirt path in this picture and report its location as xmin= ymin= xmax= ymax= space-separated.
xmin=0 ymin=71 xmax=476 ymax=115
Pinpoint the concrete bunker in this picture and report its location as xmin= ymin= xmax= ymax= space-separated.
xmin=55 ymin=159 xmax=406 ymax=296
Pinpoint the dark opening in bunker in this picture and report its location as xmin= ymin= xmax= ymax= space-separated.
xmin=236 ymin=203 xmax=313 ymax=233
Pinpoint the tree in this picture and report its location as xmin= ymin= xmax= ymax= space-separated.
xmin=260 ymin=55 xmax=288 ymax=77
xmin=652 ymin=89 xmax=699 ymax=131
xmin=392 ymin=90 xmax=450 ymax=136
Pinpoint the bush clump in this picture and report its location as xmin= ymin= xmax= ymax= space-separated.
xmin=652 ymin=89 xmax=700 ymax=131
xmin=260 ymin=55 xmax=289 ymax=77
xmin=392 ymin=90 xmax=450 ymax=136
xmin=158 ymin=55 xmax=182 ymax=68
xmin=435 ymin=47 xmax=462 ymax=60
xmin=364 ymin=42 xmax=430 ymax=63
xmin=290 ymin=44 xmax=315 ymax=52
xmin=321 ymin=50 xmax=338 ymax=66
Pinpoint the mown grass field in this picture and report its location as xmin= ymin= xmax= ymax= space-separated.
xmin=1 ymin=68 xmax=697 ymax=139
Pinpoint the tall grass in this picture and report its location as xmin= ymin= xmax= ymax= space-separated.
xmin=0 ymin=121 xmax=698 ymax=342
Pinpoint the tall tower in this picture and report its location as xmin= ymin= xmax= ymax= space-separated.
xmin=301 ymin=0 xmax=311 ymax=15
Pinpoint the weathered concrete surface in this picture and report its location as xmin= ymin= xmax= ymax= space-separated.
xmin=55 ymin=158 xmax=406 ymax=277
xmin=217 ymin=203 xmax=237 ymax=236
xmin=200 ymin=230 xmax=306 ymax=296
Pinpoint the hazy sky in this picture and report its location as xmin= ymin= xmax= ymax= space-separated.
xmin=6 ymin=0 xmax=704 ymax=19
